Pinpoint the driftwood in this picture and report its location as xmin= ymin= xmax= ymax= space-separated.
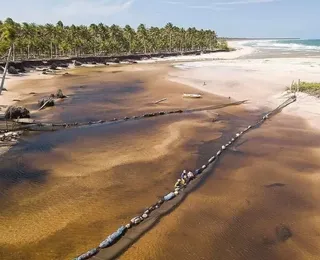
xmin=183 ymin=94 xmax=202 ymax=98
xmin=13 ymin=118 xmax=36 ymax=124
xmin=154 ymin=98 xmax=167 ymax=104
xmin=38 ymin=98 xmax=55 ymax=110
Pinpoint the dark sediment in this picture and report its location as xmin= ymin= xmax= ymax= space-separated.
xmin=276 ymin=225 xmax=292 ymax=242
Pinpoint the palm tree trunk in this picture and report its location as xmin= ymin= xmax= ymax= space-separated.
xmin=50 ymin=42 xmax=53 ymax=59
xmin=27 ymin=44 xmax=30 ymax=59
xmin=143 ymin=38 xmax=146 ymax=54
xmin=0 ymin=46 xmax=13 ymax=95
xmin=12 ymin=44 xmax=15 ymax=61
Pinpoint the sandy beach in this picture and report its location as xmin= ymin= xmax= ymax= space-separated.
xmin=169 ymin=41 xmax=320 ymax=130
xmin=0 ymin=43 xmax=320 ymax=260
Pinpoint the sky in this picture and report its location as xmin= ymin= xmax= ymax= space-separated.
xmin=0 ymin=0 xmax=319 ymax=38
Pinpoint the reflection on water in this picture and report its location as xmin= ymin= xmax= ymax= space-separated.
xmin=27 ymin=81 xmax=144 ymax=123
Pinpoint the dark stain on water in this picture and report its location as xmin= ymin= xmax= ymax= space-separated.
xmin=57 ymin=81 xmax=143 ymax=122
xmin=28 ymin=81 xmax=144 ymax=123
xmin=0 ymin=113 xmax=187 ymax=201
xmin=0 ymin=152 xmax=48 ymax=192
xmin=265 ymin=183 xmax=286 ymax=188
xmin=276 ymin=225 xmax=292 ymax=242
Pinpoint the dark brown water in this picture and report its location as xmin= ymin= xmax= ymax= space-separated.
xmin=25 ymin=80 xmax=144 ymax=123
xmin=0 ymin=110 xmax=250 ymax=260
xmin=122 ymin=113 xmax=320 ymax=260
xmin=0 ymin=75 xmax=258 ymax=259
xmin=1 ymin=72 xmax=320 ymax=260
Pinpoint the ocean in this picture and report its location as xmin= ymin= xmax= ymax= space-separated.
xmin=239 ymin=39 xmax=320 ymax=59
xmin=243 ymin=39 xmax=320 ymax=51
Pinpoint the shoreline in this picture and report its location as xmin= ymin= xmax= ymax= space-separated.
xmin=168 ymin=53 xmax=320 ymax=131
xmin=0 ymin=49 xmax=230 ymax=72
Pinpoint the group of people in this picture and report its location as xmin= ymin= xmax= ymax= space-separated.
xmin=175 ymin=170 xmax=196 ymax=190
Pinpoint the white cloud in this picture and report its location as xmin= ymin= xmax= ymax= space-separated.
xmin=54 ymin=0 xmax=135 ymax=17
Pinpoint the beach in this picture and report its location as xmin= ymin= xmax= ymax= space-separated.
xmin=169 ymin=41 xmax=320 ymax=130
xmin=0 ymin=41 xmax=320 ymax=260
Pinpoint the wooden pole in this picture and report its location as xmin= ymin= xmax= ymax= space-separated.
xmin=0 ymin=46 xmax=13 ymax=95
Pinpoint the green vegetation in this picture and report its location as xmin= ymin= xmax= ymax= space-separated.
xmin=217 ymin=39 xmax=229 ymax=50
xmin=0 ymin=18 xmax=227 ymax=60
xmin=290 ymin=81 xmax=320 ymax=96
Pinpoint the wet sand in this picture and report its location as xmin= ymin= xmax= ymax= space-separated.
xmin=0 ymin=64 xmax=249 ymax=260
xmin=1 ymin=63 xmax=320 ymax=260
xmin=121 ymin=113 xmax=320 ymax=260
xmin=11 ymin=64 xmax=230 ymax=122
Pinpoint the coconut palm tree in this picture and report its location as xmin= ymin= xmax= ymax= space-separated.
xmin=0 ymin=19 xmax=223 ymax=60
xmin=89 ymin=24 xmax=99 ymax=55
xmin=124 ymin=25 xmax=135 ymax=54
xmin=0 ymin=18 xmax=18 ymax=94
xmin=164 ymin=23 xmax=174 ymax=52
xmin=137 ymin=24 xmax=148 ymax=53
xmin=44 ymin=23 xmax=55 ymax=58
xmin=55 ymin=21 xmax=64 ymax=57
xmin=22 ymin=22 xmax=35 ymax=59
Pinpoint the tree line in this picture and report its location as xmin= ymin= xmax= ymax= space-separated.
xmin=0 ymin=18 xmax=228 ymax=61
